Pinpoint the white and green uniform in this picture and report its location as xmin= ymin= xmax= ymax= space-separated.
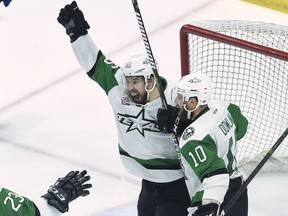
xmin=178 ymin=100 xmax=248 ymax=205
xmin=0 ymin=186 xmax=62 ymax=216
xmin=0 ymin=186 xmax=39 ymax=216
xmin=72 ymin=35 xmax=184 ymax=183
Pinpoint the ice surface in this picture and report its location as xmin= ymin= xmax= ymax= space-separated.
xmin=0 ymin=0 xmax=287 ymax=215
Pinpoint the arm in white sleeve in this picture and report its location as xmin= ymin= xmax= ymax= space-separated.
xmin=71 ymin=34 xmax=99 ymax=72
xmin=34 ymin=198 xmax=61 ymax=216
xmin=202 ymin=173 xmax=229 ymax=205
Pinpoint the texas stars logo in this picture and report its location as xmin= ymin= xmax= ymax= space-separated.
xmin=117 ymin=109 xmax=159 ymax=137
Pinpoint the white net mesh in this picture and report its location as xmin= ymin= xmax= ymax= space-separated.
xmin=180 ymin=20 xmax=288 ymax=174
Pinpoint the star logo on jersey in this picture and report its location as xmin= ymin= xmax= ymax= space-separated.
xmin=117 ymin=109 xmax=159 ymax=137
xmin=182 ymin=126 xmax=195 ymax=140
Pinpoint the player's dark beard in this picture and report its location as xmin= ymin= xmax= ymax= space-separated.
xmin=142 ymin=92 xmax=148 ymax=104
xmin=178 ymin=106 xmax=188 ymax=121
xmin=175 ymin=108 xmax=192 ymax=137
xmin=136 ymin=92 xmax=148 ymax=105
xmin=126 ymin=89 xmax=148 ymax=105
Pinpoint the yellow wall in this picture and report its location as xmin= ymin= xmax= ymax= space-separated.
xmin=242 ymin=0 xmax=288 ymax=13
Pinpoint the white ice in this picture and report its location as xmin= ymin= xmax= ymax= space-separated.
xmin=0 ymin=0 xmax=287 ymax=215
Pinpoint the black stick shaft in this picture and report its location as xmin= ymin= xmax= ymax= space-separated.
xmin=220 ymin=127 xmax=288 ymax=216
xmin=131 ymin=0 xmax=168 ymax=109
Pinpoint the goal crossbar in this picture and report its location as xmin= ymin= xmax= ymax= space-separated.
xmin=180 ymin=24 xmax=288 ymax=76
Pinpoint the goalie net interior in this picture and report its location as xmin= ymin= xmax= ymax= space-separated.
xmin=180 ymin=20 xmax=288 ymax=174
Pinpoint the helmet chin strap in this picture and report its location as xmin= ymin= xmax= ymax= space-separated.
xmin=184 ymin=102 xmax=200 ymax=119
xmin=145 ymin=80 xmax=157 ymax=102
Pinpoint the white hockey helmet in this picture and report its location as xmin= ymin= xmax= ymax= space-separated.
xmin=122 ymin=54 xmax=156 ymax=83
xmin=172 ymin=73 xmax=213 ymax=106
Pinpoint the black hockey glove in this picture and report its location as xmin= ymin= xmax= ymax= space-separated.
xmin=42 ymin=170 xmax=92 ymax=213
xmin=57 ymin=1 xmax=90 ymax=42
xmin=157 ymin=105 xmax=179 ymax=133
xmin=189 ymin=203 xmax=219 ymax=216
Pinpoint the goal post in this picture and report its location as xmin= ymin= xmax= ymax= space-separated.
xmin=179 ymin=20 xmax=288 ymax=174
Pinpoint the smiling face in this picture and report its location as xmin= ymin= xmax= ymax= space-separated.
xmin=125 ymin=76 xmax=147 ymax=104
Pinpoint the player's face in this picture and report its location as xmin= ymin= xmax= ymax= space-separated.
xmin=175 ymin=95 xmax=196 ymax=121
xmin=125 ymin=76 xmax=147 ymax=104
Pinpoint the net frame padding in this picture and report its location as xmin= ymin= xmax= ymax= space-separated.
xmin=180 ymin=20 xmax=288 ymax=173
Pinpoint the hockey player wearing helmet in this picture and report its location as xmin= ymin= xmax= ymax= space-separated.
xmin=157 ymin=73 xmax=249 ymax=216
xmin=57 ymin=1 xmax=190 ymax=216
xmin=121 ymin=54 xmax=159 ymax=105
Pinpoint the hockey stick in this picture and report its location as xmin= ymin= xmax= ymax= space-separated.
xmin=131 ymin=0 xmax=168 ymax=109
xmin=130 ymin=0 xmax=186 ymax=176
xmin=220 ymin=127 xmax=288 ymax=216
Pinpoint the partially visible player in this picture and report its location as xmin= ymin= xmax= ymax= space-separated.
xmin=157 ymin=73 xmax=249 ymax=216
xmin=0 ymin=170 xmax=92 ymax=216
xmin=0 ymin=0 xmax=12 ymax=7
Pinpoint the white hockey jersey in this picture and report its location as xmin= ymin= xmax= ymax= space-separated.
xmin=72 ymin=35 xmax=184 ymax=183
xmin=179 ymin=100 xmax=248 ymax=205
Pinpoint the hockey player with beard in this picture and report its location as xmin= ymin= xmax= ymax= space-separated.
xmin=0 ymin=170 xmax=92 ymax=216
xmin=57 ymin=1 xmax=190 ymax=216
xmin=157 ymin=73 xmax=249 ymax=216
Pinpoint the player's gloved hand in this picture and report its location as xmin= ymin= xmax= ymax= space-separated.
xmin=157 ymin=105 xmax=179 ymax=133
xmin=188 ymin=203 xmax=219 ymax=216
xmin=42 ymin=170 xmax=92 ymax=213
xmin=57 ymin=1 xmax=90 ymax=42
xmin=0 ymin=0 xmax=12 ymax=7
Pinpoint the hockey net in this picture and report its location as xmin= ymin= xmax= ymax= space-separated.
xmin=180 ymin=20 xmax=288 ymax=174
